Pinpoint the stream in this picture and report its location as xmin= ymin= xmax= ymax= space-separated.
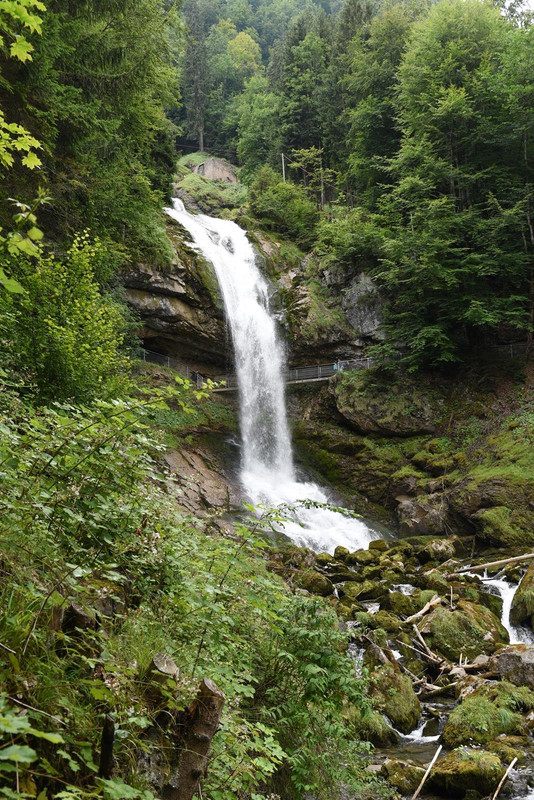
xmin=166 ymin=198 xmax=533 ymax=798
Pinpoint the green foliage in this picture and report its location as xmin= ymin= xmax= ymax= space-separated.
xmin=249 ymin=166 xmax=318 ymax=248
xmin=1 ymin=0 xmax=180 ymax=267
xmin=0 ymin=371 xmax=379 ymax=799
xmin=1 ymin=233 xmax=130 ymax=400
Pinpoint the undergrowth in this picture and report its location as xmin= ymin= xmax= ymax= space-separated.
xmin=0 ymin=374 xmax=392 ymax=800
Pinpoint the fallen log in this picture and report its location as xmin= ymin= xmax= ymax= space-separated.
xmin=419 ymin=682 xmax=458 ymax=701
xmin=162 ymin=678 xmax=225 ymax=800
xmin=412 ymin=625 xmax=446 ymax=666
xmin=448 ymin=552 xmax=534 ymax=579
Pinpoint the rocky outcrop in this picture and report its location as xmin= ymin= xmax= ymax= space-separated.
xmin=123 ymin=219 xmax=227 ymax=367
xmin=510 ymin=562 xmax=534 ymax=626
xmin=341 ymin=273 xmax=384 ymax=340
xmin=331 ymin=372 xmax=442 ymax=437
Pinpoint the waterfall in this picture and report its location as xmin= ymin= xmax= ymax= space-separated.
xmin=166 ymin=199 xmax=381 ymax=553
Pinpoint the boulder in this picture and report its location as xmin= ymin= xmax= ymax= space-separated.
xmin=442 ymin=693 xmax=524 ymax=748
xmin=510 ymin=562 xmax=534 ymax=626
xmin=369 ymin=664 xmax=421 ymax=734
xmin=429 ymin=748 xmax=505 ymax=798
xmin=296 ymin=570 xmax=334 ymax=597
xmin=351 ymin=708 xmax=399 ymax=747
xmin=346 ymin=549 xmax=377 ymax=566
xmin=342 ymin=579 xmax=383 ymax=602
xmin=496 ymin=644 xmax=534 ymax=688
xmin=420 ymin=600 xmax=508 ymax=661
xmin=381 ymin=759 xmax=425 ymax=794
xmin=334 ymin=545 xmax=350 ymax=560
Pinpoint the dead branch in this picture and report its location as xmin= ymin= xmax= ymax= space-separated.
xmin=405 ymin=595 xmax=442 ymax=624
xmin=491 ymin=757 xmax=518 ymax=800
xmin=162 ymin=678 xmax=225 ymax=800
xmin=411 ymin=744 xmax=443 ymax=800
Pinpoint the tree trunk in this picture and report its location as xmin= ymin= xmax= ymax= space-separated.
xmin=162 ymin=678 xmax=225 ymax=800
xmin=199 ymin=126 xmax=204 ymax=152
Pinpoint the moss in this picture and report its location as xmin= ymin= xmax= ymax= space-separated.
xmin=350 ymin=708 xmax=398 ymax=747
xmin=442 ymin=695 xmax=524 ymax=747
xmin=511 ymin=561 xmax=534 ymax=625
xmin=421 ymin=600 xmax=508 ymax=661
xmin=178 ymin=172 xmax=248 ymax=213
xmin=296 ymin=570 xmax=334 ymax=597
xmin=370 ymin=664 xmax=421 ymax=734
xmin=430 ymin=748 xmax=505 ymax=798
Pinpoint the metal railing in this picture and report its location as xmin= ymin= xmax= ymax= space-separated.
xmin=141 ymin=342 xmax=531 ymax=392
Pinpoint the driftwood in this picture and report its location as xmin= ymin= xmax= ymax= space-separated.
xmin=412 ymin=625 xmax=445 ymax=665
xmin=405 ymin=595 xmax=441 ymax=624
xmin=162 ymin=678 xmax=225 ymax=800
xmin=448 ymin=552 xmax=534 ymax=579
xmin=411 ymin=744 xmax=442 ymax=800
xmin=419 ymin=682 xmax=458 ymax=701
xmin=491 ymin=756 xmax=518 ymax=800
xmin=98 ymin=714 xmax=115 ymax=779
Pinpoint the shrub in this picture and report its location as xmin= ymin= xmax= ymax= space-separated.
xmin=249 ymin=166 xmax=318 ymax=248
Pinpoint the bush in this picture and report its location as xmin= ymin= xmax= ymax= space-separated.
xmin=249 ymin=166 xmax=318 ymax=248
xmin=1 ymin=233 xmax=130 ymax=400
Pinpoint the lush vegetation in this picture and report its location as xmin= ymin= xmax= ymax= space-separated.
xmin=178 ymin=0 xmax=534 ymax=368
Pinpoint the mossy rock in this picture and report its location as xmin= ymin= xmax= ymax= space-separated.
xmin=350 ymin=708 xmax=399 ymax=747
xmin=370 ymin=611 xmax=402 ymax=633
xmin=421 ymin=600 xmax=509 ymax=661
xmin=510 ymin=561 xmax=534 ymax=626
xmin=346 ymin=548 xmax=378 ymax=566
xmin=370 ymin=664 xmax=421 ymax=734
xmin=342 ymin=580 xmax=383 ymax=602
xmin=334 ymin=545 xmax=350 ymax=560
xmin=384 ymin=590 xmax=417 ymax=617
xmin=369 ymin=539 xmax=389 ymax=552
xmin=296 ymin=570 xmax=334 ymax=596
xmin=429 ymin=748 xmax=505 ymax=798
xmin=442 ymin=695 xmax=525 ymax=748
xmin=381 ymin=759 xmax=425 ymax=793
xmin=315 ymin=552 xmax=333 ymax=566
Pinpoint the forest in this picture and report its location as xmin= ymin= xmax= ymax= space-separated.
xmin=1 ymin=0 xmax=534 ymax=799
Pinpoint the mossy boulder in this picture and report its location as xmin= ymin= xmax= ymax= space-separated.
xmin=442 ymin=695 xmax=525 ymax=748
xmin=370 ymin=611 xmax=402 ymax=633
xmin=334 ymin=545 xmax=350 ymax=560
xmin=510 ymin=562 xmax=534 ymax=626
xmin=384 ymin=590 xmax=417 ymax=617
xmin=351 ymin=708 xmax=399 ymax=746
xmin=420 ymin=600 xmax=508 ymax=661
xmin=381 ymin=759 xmax=425 ymax=793
xmin=342 ymin=580 xmax=383 ymax=602
xmin=346 ymin=548 xmax=378 ymax=566
xmin=315 ymin=552 xmax=333 ymax=566
xmin=429 ymin=748 xmax=505 ymax=797
xmin=370 ymin=664 xmax=421 ymax=734
xmin=296 ymin=570 xmax=334 ymax=596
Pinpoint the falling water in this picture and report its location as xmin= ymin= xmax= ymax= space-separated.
xmin=166 ymin=199 xmax=381 ymax=553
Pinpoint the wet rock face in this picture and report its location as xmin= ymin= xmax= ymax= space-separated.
xmin=496 ymin=644 xmax=534 ymax=688
xmin=341 ymin=273 xmax=384 ymax=340
xmin=123 ymin=220 xmax=227 ymax=367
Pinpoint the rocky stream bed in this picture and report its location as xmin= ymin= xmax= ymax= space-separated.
xmin=268 ymin=534 xmax=534 ymax=799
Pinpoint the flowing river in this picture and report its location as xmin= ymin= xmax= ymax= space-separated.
xmin=166 ymin=198 xmax=382 ymax=553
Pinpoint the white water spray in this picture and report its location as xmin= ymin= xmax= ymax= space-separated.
xmin=166 ymin=199 xmax=380 ymax=553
